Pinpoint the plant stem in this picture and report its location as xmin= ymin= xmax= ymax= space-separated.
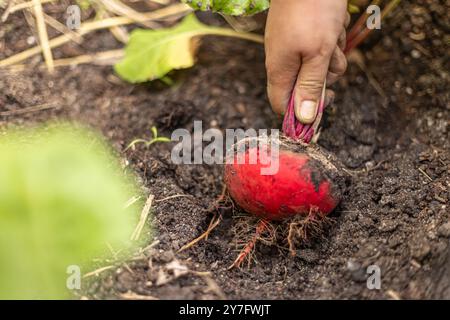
xmin=33 ymin=0 xmax=54 ymax=72
xmin=347 ymin=0 xmax=382 ymax=42
xmin=346 ymin=0 xmax=401 ymax=54
xmin=206 ymin=28 xmax=264 ymax=44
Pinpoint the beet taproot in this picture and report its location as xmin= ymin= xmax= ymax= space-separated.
xmin=224 ymin=136 xmax=346 ymax=220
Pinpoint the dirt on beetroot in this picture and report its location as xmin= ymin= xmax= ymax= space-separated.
xmin=0 ymin=0 xmax=449 ymax=299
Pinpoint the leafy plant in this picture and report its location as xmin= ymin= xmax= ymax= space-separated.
xmin=76 ymin=0 xmax=92 ymax=10
xmin=114 ymin=13 xmax=263 ymax=83
xmin=181 ymin=0 xmax=270 ymax=16
xmin=182 ymin=0 xmax=361 ymax=15
xmin=125 ymin=126 xmax=171 ymax=151
xmin=0 ymin=124 xmax=142 ymax=299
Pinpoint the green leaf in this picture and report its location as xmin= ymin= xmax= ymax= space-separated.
xmin=114 ymin=14 xmax=205 ymax=83
xmin=182 ymin=0 xmax=360 ymax=16
xmin=0 ymin=124 xmax=143 ymax=299
xmin=114 ymin=14 xmax=263 ymax=83
xmin=76 ymin=0 xmax=92 ymax=10
xmin=125 ymin=126 xmax=171 ymax=150
xmin=149 ymin=137 xmax=171 ymax=145
xmin=181 ymin=0 xmax=270 ymax=16
xmin=348 ymin=4 xmax=360 ymax=13
xmin=151 ymin=126 xmax=159 ymax=138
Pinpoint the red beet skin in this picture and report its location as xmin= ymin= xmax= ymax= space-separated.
xmin=224 ymin=138 xmax=345 ymax=221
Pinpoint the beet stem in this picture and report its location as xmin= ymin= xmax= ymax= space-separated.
xmin=345 ymin=0 xmax=401 ymax=54
xmin=346 ymin=0 xmax=382 ymax=44
xmin=282 ymin=82 xmax=326 ymax=144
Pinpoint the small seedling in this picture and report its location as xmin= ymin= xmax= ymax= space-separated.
xmin=125 ymin=126 xmax=171 ymax=151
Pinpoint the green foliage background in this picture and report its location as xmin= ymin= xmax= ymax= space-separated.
xmin=181 ymin=0 xmax=360 ymax=15
xmin=181 ymin=0 xmax=270 ymax=16
xmin=0 ymin=124 xmax=142 ymax=299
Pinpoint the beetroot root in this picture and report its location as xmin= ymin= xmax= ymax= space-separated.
xmin=224 ymin=136 xmax=347 ymax=221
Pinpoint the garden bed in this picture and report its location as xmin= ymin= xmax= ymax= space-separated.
xmin=0 ymin=0 xmax=448 ymax=299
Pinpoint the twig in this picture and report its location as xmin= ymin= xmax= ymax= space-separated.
xmin=0 ymin=103 xmax=56 ymax=116
xmin=102 ymin=9 xmax=130 ymax=44
xmin=434 ymin=195 xmax=447 ymax=204
xmin=1 ymin=0 xmax=14 ymax=22
xmin=124 ymin=195 xmax=141 ymax=209
xmin=99 ymin=0 xmax=160 ymax=29
xmin=155 ymin=194 xmax=194 ymax=203
xmin=178 ymin=214 xmax=222 ymax=253
xmin=50 ymin=49 xmax=124 ymax=66
xmin=141 ymin=239 xmax=160 ymax=252
xmin=148 ymin=0 xmax=171 ymax=4
xmin=41 ymin=12 xmax=83 ymax=44
xmin=22 ymin=3 xmax=40 ymax=47
xmin=0 ymin=3 xmax=192 ymax=67
xmin=82 ymin=265 xmax=115 ymax=278
xmin=418 ymin=168 xmax=433 ymax=182
xmin=5 ymin=49 xmax=125 ymax=72
xmin=130 ymin=194 xmax=154 ymax=241
xmin=4 ymin=0 xmax=55 ymax=15
xmin=386 ymin=289 xmax=402 ymax=300
xmin=341 ymin=160 xmax=386 ymax=175
xmin=120 ymin=291 xmax=158 ymax=300
xmin=109 ymin=26 xmax=129 ymax=43
xmin=32 ymin=0 xmax=54 ymax=72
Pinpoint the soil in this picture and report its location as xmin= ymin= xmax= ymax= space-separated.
xmin=0 ymin=0 xmax=449 ymax=300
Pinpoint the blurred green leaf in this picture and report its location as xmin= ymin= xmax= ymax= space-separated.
xmin=115 ymin=14 xmax=263 ymax=83
xmin=348 ymin=3 xmax=361 ymax=13
xmin=76 ymin=0 xmax=92 ymax=10
xmin=0 ymin=124 xmax=143 ymax=299
xmin=182 ymin=1 xmax=360 ymax=15
xmin=115 ymin=14 xmax=207 ymax=83
xmin=181 ymin=0 xmax=270 ymax=16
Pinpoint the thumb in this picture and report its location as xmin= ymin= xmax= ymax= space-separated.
xmin=294 ymin=54 xmax=330 ymax=124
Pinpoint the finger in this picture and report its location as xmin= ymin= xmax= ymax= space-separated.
xmin=329 ymin=46 xmax=347 ymax=76
xmin=338 ymin=29 xmax=347 ymax=51
xmin=294 ymin=51 xmax=332 ymax=124
xmin=266 ymin=54 xmax=300 ymax=116
xmin=345 ymin=11 xmax=351 ymax=28
xmin=326 ymin=71 xmax=340 ymax=85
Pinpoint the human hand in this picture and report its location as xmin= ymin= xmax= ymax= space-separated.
xmin=265 ymin=0 xmax=350 ymax=124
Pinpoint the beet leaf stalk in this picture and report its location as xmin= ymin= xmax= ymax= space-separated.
xmin=282 ymin=82 xmax=327 ymax=143
xmin=345 ymin=0 xmax=401 ymax=54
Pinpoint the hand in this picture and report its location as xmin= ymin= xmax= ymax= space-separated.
xmin=265 ymin=0 xmax=350 ymax=124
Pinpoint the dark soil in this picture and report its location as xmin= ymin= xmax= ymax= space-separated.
xmin=1 ymin=0 xmax=449 ymax=299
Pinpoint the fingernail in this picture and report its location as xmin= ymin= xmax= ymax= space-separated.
xmin=295 ymin=100 xmax=317 ymax=124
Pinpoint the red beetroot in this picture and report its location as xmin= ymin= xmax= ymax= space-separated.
xmin=221 ymin=2 xmax=399 ymax=266
xmin=224 ymin=137 xmax=346 ymax=220
xmin=223 ymin=91 xmax=346 ymax=269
